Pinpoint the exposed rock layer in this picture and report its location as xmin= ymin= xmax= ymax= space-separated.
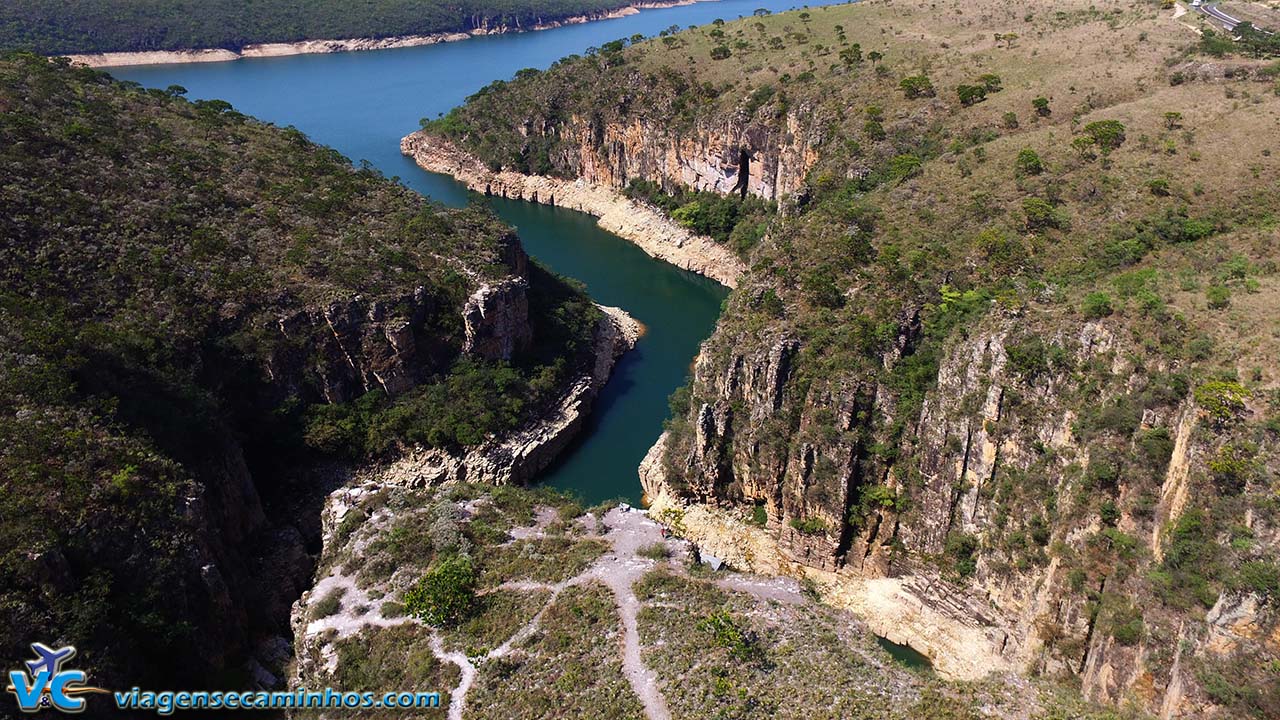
xmin=401 ymin=132 xmax=745 ymax=287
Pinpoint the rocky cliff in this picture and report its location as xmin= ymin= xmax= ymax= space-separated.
xmin=401 ymin=132 xmax=745 ymax=286
xmin=438 ymin=2 xmax=1280 ymax=717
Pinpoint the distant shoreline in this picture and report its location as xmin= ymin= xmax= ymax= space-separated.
xmin=61 ymin=0 xmax=713 ymax=68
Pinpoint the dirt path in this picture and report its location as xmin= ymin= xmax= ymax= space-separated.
xmin=422 ymin=504 xmax=813 ymax=720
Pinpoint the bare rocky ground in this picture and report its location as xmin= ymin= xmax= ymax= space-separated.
xmin=290 ymin=483 xmax=1122 ymax=720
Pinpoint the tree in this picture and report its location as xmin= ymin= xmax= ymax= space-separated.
xmin=899 ymin=74 xmax=935 ymax=98
xmin=710 ymin=45 xmax=731 ymax=60
xmin=1083 ymin=120 xmax=1127 ymax=152
xmin=956 ymin=84 xmax=987 ymax=106
xmin=1032 ymin=96 xmax=1051 ymax=117
xmin=1015 ymin=148 xmax=1044 ymax=176
xmin=978 ymin=73 xmax=1003 ymax=92
xmin=402 ymin=555 xmax=477 ymax=626
xmin=868 ymin=50 xmax=884 ymax=65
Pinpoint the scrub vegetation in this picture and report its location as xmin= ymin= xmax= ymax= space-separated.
xmin=0 ymin=52 xmax=597 ymax=689
xmin=0 ymin=0 xmax=649 ymax=55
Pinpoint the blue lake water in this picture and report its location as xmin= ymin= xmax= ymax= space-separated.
xmin=114 ymin=0 xmax=850 ymax=503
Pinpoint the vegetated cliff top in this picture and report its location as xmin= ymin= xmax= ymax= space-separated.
xmin=432 ymin=0 xmax=1280 ymax=716
xmin=0 ymin=0 xmax=644 ymax=55
xmin=0 ymin=52 xmax=600 ymax=688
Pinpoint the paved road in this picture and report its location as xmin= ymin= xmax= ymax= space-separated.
xmin=1198 ymin=2 xmax=1243 ymax=31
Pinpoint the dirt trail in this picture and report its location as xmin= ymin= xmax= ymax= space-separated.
xmin=421 ymin=504 xmax=808 ymax=720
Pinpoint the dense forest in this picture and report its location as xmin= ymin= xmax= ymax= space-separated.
xmin=0 ymin=52 xmax=598 ymax=688
xmin=0 ymin=0 xmax=638 ymax=55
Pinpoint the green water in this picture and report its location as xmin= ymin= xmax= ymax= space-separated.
xmin=875 ymin=636 xmax=935 ymax=673
xmin=113 ymin=0 xmax=849 ymax=503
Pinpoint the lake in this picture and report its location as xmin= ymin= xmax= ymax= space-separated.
xmin=114 ymin=0 xmax=850 ymax=503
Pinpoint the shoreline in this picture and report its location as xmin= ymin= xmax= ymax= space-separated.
xmin=400 ymin=132 xmax=746 ymax=288
xmin=61 ymin=0 xmax=715 ymax=68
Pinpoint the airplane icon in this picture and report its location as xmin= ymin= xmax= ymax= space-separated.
xmin=25 ymin=643 xmax=76 ymax=678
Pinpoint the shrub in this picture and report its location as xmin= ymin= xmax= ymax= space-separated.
xmin=956 ymin=84 xmax=988 ymax=106
xmin=1209 ymin=443 xmax=1257 ymax=494
xmin=403 ymin=555 xmax=477 ymax=626
xmin=889 ymin=153 xmax=923 ymax=179
xmin=789 ymin=516 xmax=829 ymax=535
xmin=1206 ymin=284 xmax=1231 ymax=309
xmin=637 ymin=542 xmax=671 ymax=561
xmin=697 ymin=610 xmax=760 ymax=660
xmin=1234 ymin=561 xmax=1280 ymax=600
xmin=1022 ymin=197 xmax=1066 ymax=230
xmin=899 ymin=74 xmax=936 ymax=98
xmin=978 ymin=73 xmax=1003 ymax=92
xmin=1148 ymin=178 xmax=1171 ymax=196
xmin=1082 ymin=292 xmax=1114 ymax=319
xmin=1032 ymin=96 xmax=1051 ymax=116
xmin=945 ymin=533 xmax=979 ymax=578
xmin=1002 ymin=111 xmax=1019 ymax=129
xmin=710 ymin=46 xmax=731 ymax=60
xmin=1014 ymin=148 xmax=1044 ymax=176
xmin=1082 ymin=120 xmax=1127 ymax=152
xmin=1194 ymin=381 xmax=1249 ymax=424
xmin=310 ymin=587 xmax=346 ymax=620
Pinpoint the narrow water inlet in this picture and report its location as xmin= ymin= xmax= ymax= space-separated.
xmin=875 ymin=635 xmax=934 ymax=673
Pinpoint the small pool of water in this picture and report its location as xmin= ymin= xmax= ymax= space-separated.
xmin=875 ymin=636 xmax=934 ymax=673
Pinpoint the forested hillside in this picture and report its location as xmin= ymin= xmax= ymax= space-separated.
xmin=420 ymin=0 xmax=1280 ymax=716
xmin=0 ymin=0 xmax=638 ymax=55
xmin=0 ymin=52 xmax=599 ymax=689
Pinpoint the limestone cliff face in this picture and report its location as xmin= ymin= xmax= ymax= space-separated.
xmin=263 ymin=234 xmax=533 ymax=404
xmin=646 ymin=310 xmax=1278 ymax=718
xmin=549 ymin=109 xmax=822 ymax=201
xmin=401 ymin=132 xmax=745 ymax=286
xmin=463 ymin=277 xmax=533 ymax=362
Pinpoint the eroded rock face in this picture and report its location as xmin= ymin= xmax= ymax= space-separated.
xmin=463 ymin=277 xmax=533 ymax=361
xmin=647 ymin=311 xmax=1279 ymax=718
xmin=401 ymin=133 xmax=745 ymax=286
xmin=550 ymin=110 xmax=822 ymax=201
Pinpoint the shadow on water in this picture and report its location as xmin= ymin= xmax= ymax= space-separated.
xmin=875 ymin=636 xmax=935 ymax=674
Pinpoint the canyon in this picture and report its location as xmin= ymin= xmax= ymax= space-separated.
xmin=420 ymin=1 xmax=1280 ymax=716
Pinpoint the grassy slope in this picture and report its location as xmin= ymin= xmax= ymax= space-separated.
xmin=0 ymin=0 xmax=641 ymax=55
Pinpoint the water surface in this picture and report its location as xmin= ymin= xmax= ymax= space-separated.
xmin=115 ymin=0 xmax=848 ymax=503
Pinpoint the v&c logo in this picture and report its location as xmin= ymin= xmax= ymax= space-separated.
xmin=7 ymin=643 xmax=108 ymax=713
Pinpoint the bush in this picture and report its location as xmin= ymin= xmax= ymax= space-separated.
xmin=637 ymin=542 xmax=671 ymax=561
xmin=944 ymin=533 xmax=979 ymax=578
xmin=1194 ymin=381 xmax=1249 ymax=424
xmin=1022 ymin=197 xmax=1066 ymax=230
xmin=403 ymin=555 xmax=477 ymax=627
xmin=956 ymin=84 xmax=988 ymax=106
xmin=899 ymin=74 xmax=936 ymax=99
xmin=697 ymin=610 xmax=760 ymax=660
xmin=710 ymin=45 xmax=731 ymax=60
xmin=1032 ymin=96 xmax=1051 ymax=116
xmin=1206 ymin=284 xmax=1231 ymax=309
xmin=1082 ymin=120 xmax=1127 ymax=152
xmin=1234 ymin=561 xmax=1280 ymax=600
xmin=789 ymin=516 xmax=829 ymax=535
xmin=1082 ymin=292 xmax=1114 ymax=319
xmin=1014 ymin=148 xmax=1044 ymax=176
xmin=310 ymin=587 xmax=346 ymax=620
